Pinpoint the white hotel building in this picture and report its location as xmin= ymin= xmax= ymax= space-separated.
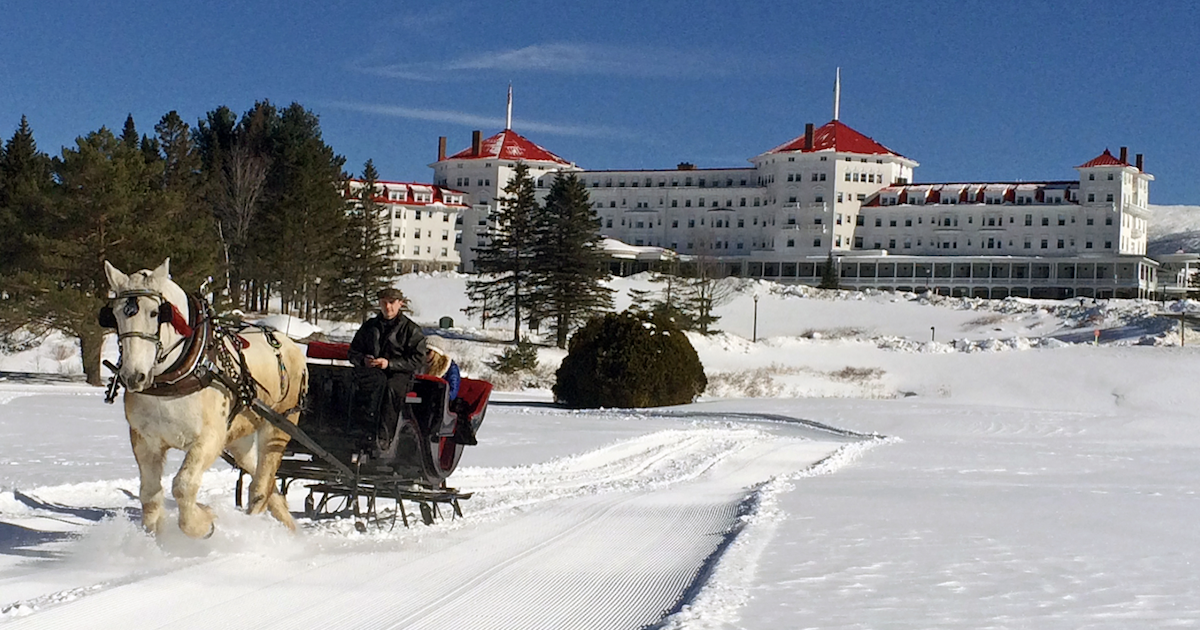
xmin=344 ymin=179 xmax=468 ymax=273
xmin=430 ymin=118 xmax=1159 ymax=299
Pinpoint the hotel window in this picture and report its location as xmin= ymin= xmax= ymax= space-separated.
xmin=1088 ymin=193 xmax=1095 ymax=202
xmin=813 ymin=238 xmax=821 ymax=247
xmin=1057 ymin=239 xmax=1064 ymax=249
xmin=787 ymin=239 xmax=795 ymax=247
xmin=1086 ymin=241 xmax=1093 ymax=249
xmin=1106 ymin=193 xmax=1114 ymax=202
xmin=671 ymin=220 xmax=678 ymax=228
xmin=1058 ymin=215 xmax=1065 ymax=226
xmin=1105 ymin=240 xmax=1112 ymax=249
xmin=1106 ymin=216 xmax=1113 ymax=225
xmin=606 ymin=219 xmax=612 ymax=228
xmin=816 ymin=195 xmax=824 ymax=203
xmin=1025 ymin=214 xmax=1032 ymax=226
xmin=738 ymin=219 xmax=744 ymax=227
xmin=854 ymin=236 xmax=863 ymax=248
xmin=688 ymin=219 xmax=695 ymax=228
xmin=888 ymin=239 xmax=896 ymax=249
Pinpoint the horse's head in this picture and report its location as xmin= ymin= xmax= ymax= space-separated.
xmin=102 ymin=258 xmax=191 ymax=393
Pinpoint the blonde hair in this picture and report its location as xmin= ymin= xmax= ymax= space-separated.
xmin=426 ymin=346 xmax=450 ymax=378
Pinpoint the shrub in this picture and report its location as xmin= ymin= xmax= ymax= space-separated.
xmin=487 ymin=336 xmax=540 ymax=374
xmin=554 ymin=310 xmax=707 ymax=408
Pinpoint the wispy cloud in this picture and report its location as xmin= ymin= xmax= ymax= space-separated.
xmin=325 ymin=101 xmax=635 ymax=139
xmin=358 ymin=42 xmax=732 ymax=81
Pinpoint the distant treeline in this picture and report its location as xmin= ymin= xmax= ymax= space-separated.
xmin=0 ymin=102 xmax=392 ymax=384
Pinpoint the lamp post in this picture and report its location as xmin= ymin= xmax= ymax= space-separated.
xmin=753 ymin=293 xmax=759 ymax=343
xmin=313 ymin=277 xmax=321 ymax=324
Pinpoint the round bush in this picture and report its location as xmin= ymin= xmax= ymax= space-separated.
xmin=553 ymin=310 xmax=707 ymax=408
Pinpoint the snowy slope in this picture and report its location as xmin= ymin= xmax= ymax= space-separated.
xmin=5 ymin=273 xmax=1200 ymax=627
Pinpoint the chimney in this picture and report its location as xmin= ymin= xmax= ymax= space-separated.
xmin=437 ymin=136 xmax=446 ymax=161
xmin=677 ymin=162 xmax=695 ymax=171
xmin=1136 ymin=153 xmax=1144 ymax=171
xmin=1119 ymin=146 xmax=1128 ymax=163
xmin=471 ymin=130 xmax=482 ymax=156
xmin=805 ymin=123 xmax=815 ymax=149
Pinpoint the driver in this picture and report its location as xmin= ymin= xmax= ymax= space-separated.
xmin=348 ymin=288 xmax=427 ymax=420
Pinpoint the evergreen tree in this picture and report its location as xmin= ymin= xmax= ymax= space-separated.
xmin=0 ymin=123 xmax=215 ymax=384
xmin=255 ymin=103 xmax=347 ymax=319
xmin=120 ymin=114 xmax=140 ymax=150
xmin=554 ymin=310 xmax=707 ymax=408
xmin=0 ymin=116 xmax=53 ymax=273
xmin=528 ymin=173 xmax=613 ymax=348
xmin=325 ymin=159 xmax=392 ymax=322
xmin=196 ymin=103 xmax=275 ymax=310
xmin=819 ymin=252 xmax=840 ymax=290
xmin=466 ymin=162 xmax=539 ymax=342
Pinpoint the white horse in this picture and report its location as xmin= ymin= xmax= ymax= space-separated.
xmin=103 ymin=259 xmax=307 ymax=538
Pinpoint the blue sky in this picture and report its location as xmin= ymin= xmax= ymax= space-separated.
xmin=3 ymin=0 xmax=1199 ymax=203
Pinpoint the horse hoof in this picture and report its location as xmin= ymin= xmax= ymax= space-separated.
xmin=203 ymin=523 xmax=215 ymax=539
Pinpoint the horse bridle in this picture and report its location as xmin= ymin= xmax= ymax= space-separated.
xmin=100 ymin=288 xmax=185 ymax=366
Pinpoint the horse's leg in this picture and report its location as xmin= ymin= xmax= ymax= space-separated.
xmin=171 ymin=417 xmax=226 ymax=539
xmin=247 ymin=417 xmax=297 ymax=532
xmin=130 ymin=427 xmax=168 ymax=534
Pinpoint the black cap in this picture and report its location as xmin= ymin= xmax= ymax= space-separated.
xmin=377 ymin=288 xmax=405 ymax=302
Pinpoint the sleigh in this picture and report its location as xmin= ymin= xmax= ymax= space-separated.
xmin=229 ymin=340 xmax=492 ymax=529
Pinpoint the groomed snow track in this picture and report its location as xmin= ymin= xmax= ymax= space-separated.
xmin=1 ymin=411 xmax=880 ymax=630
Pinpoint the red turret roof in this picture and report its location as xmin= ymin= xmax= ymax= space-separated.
xmin=767 ymin=120 xmax=905 ymax=157
xmin=445 ymin=129 xmax=571 ymax=165
xmin=1076 ymin=148 xmax=1129 ymax=169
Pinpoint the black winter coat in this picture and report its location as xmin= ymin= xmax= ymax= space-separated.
xmin=347 ymin=313 xmax=427 ymax=376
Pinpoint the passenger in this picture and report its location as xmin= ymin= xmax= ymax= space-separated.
xmin=425 ymin=345 xmax=460 ymax=399
xmin=426 ymin=345 xmax=476 ymax=445
xmin=348 ymin=288 xmax=427 ymax=426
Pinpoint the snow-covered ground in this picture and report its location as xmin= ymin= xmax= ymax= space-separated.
xmin=4 ymin=270 xmax=1200 ymax=628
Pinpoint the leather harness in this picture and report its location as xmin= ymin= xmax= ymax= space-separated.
xmin=102 ymin=291 xmax=290 ymax=424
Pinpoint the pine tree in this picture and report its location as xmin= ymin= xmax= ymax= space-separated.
xmin=0 ymin=122 xmax=216 ymax=384
xmin=466 ymin=162 xmax=539 ymax=342
xmin=0 ymin=116 xmax=53 ymax=273
xmin=819 ymin=252 xmax=840 ymax=290
xmin=325 ymin=159 xmax=392 ymax=322
xmin=256 ymin=103 xmax=348 ymax=319
xmin=528 ymin=173 xmax=613 ymax=348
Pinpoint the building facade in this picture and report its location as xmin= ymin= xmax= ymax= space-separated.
xmin=344 ymin=179 xmax=468 ymax=274
xmin=430 ymin=117 xmax=1160 ymax=298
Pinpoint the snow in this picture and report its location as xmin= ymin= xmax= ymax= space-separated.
xmin=4 ymin=272 xmax=1200 ymax=627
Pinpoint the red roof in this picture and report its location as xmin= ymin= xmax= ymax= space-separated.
xmin=767 ymin=120 xmax=904 ymax=157
xmin=344 ymin=180 xmax=468 ymax=207
xmin=1076 ymin=148 xmax=1129 ymax=169
xmin=445 ymin=129 xmax=571 ymax=165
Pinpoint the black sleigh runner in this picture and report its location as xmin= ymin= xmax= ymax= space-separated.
xmin=102 ymin=294 xmax=492 ymax=531
xmin=265 ymin=340 xmax=491 ymax=530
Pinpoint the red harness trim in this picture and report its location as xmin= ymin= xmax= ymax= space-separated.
xmin=167 ymin=302 xmax=193 ymax=337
